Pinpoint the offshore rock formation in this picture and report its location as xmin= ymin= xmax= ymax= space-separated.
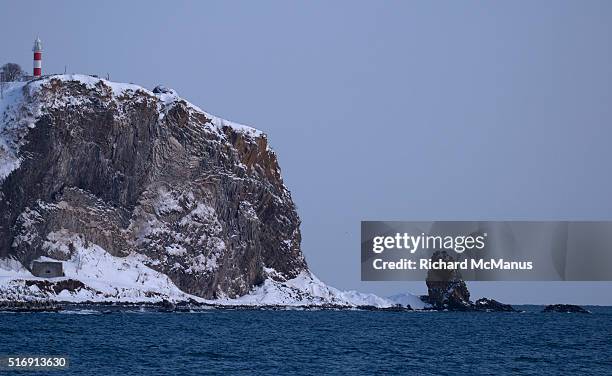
xmin=0 ymin=75 xmax=306 ymax=300
xmin=424 ymin=251 xmax=516 ymax=312
xmin=542 ymin=304 xmax=590 ymax=314
xmin=473 ymin=298 xmax=516 ymax=312
xmin=425 ymin=251 xmax=471 ymax=310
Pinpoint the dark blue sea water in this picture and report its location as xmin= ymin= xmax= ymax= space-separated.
xmin=1 ymin=306 xmax=611 ymax=375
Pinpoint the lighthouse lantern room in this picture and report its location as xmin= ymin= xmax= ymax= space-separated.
xmin=33 ymin=37 xmax=42 ymax=78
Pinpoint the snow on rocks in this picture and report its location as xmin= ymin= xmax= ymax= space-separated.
xmin=0 ymin=74 xmax=264 ymax=184
xmin=0 ymin=81 xmax=37 ymax=182
xmin=0 ymin=238 xmax=196 ymax=303
xmin=0 ymin=74 xmax=425 ymax=309
xmin=0 ymin=250 xmax=424 ymax=308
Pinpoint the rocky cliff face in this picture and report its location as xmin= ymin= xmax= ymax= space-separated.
xmin=0 ymin=75 xmax=306 ymax=299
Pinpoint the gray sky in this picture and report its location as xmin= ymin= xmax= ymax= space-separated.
xmin=2 ymin=1 xmax=611 ymax=304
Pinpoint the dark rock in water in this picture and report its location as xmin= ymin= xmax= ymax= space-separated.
xmin=0 ymin=76 xmax=307 ymax=299
xmin=159 ymin=299 xmax=176 ymax=312
xmin=473 ymin=298 xmax=516 ymax=312
xmin=357 ymin=304 xmax=412 ymax=312
xmin=425 ymin=251 xmax=471 ymax=310
xmin=542 ymin=304 xmax=590 ymax=314
xmin=379 ymin=304 xmax=412 ymax=312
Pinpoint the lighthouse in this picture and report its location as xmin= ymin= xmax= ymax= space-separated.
xmin=33 ymin=37 xmax=42 ymax=78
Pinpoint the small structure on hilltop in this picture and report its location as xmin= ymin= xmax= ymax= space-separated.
xmin=33 ymin=37 xmax=43 ymax=78
xmin=32 ymin=261 xmax=64 ymax=278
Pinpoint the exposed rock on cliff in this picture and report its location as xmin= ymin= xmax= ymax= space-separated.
xmin=0 ymin=75 xmax=307 ymax=300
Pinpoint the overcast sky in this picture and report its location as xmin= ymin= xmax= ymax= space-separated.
xmin=2 ymin=1 xmax=611 ymax=304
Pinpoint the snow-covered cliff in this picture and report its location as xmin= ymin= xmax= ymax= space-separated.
xmin=0 ymin=75 xmax=422 ymax=308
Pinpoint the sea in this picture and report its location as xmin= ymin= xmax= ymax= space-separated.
xmin=1 ymin=306 xmax=610 ymax=375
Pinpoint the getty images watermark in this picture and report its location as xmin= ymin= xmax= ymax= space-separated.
xmin=361 ymin=221 xmax=612 ymax=281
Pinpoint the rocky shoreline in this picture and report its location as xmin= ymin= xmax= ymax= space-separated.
xmin=0 ymin=249 xmax=594 ymax=314
xmin=0 ymin=300 xmax=595 ymax=313
xmin=0 ymin=250 xmax=593 ymax=314
xmin=0 ymin=298 xmax=406 ymax=313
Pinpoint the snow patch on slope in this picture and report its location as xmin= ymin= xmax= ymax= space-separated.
xmin=0 ymin=81 xmax=37 ymax=182
xmin=0 ymin=257 xmax=33 ymax=278
xmin=1 ymin=251 xmax=425 ymax=308
xmin=0 ymin=233 xmax=196 ymax=303
xmin=387 ymin=293 xmax=429 ymax=310
xmin=218 ymin=269 xmax=426 ymax=309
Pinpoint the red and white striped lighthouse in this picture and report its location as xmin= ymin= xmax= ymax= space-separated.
xmin=33 ymin=37 xmax=42 ymax=78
